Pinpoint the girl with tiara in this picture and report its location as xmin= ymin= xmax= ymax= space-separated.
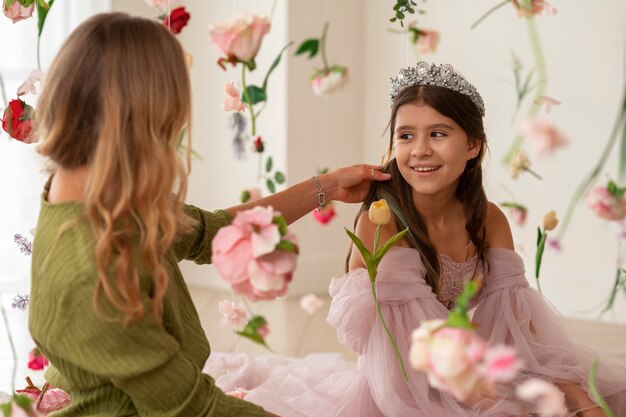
xmin=213 ymin=62 xmax=626 ymax=416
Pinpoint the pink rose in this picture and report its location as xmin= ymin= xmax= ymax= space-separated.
xmin=27 ymin=348 xmax=48 ymax=371
xmin=520 ymin=118 xmax=567 ymax=158
xmin=516 ymin=378 xmax=567 ymax=417
xmin=2 ymin=0 xmax=34 ymax=23
xmin=311 ymin=67 xmax=349 ymax=97
xmin=299 ymin=293 xmax=324 ymax=315
xmin=217 ymin=300 xmax=248 ymax=328
xmin=210 ymin=13 xmax=271 ymax=63
xmin=415 ymin=29 xmax=439 ymax=55
xmin=312 ymin=203 xmax=336 ymax=225
xmin=587 ymin=186 xmax=626 ymax=221
xmin=222 ymin=82 xmax=246 ymax=112
xmin=17 ymin=388 xmax=71 ymax=414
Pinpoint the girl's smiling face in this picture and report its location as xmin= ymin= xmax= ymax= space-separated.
xmin=393 ymin=102 xmax=479 ymax=200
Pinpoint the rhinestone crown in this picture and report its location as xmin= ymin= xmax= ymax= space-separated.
xmin=389 ymin=62 xmax=485 ymax=116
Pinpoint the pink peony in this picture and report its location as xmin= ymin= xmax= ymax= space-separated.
xmin=222 ymin=82 xmax=246 ymax=112
xmin=209 ymin=13 xmax=270 ymax=63
xmin=217 ymin=300 xmax=248 ymax=328
xmin=212 ymin=206 xmax=298 ymax=301
xmin=311 ymin=67 xmax=349 ymax=97
xmin=520 ymin=118 xmax=567 ymax=158
xmin=2 ymin=0 xmax=34 ymax=23
xmin=587 ymin=186 xmax=626 ymax=221
xmin=27 ymin=348 xmax=48 ymax=370
xmin=415 ymin=29 xmax=439 ymax=55
xmin=299 ymin=293 xmax=324 ymax=315
xmin=516 ymin=378 xmax=567 ymax=417
xmin=312 ymin=203 xmax=336 ymax=225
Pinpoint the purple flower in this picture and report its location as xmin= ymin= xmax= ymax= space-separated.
xmin=547 ymin=237 xmax=562 ymax=252
xmin=14 ymin=233 xmax=32 ymax=255
xmin=11 ymin=294 xmax=29 ymax=311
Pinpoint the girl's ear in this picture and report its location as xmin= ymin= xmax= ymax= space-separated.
xmin=467 ymin=139 xmax=481 ymax=159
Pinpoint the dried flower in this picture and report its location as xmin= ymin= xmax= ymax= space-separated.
xmin=27 ymin=348 xmax=48 ymax=371
xmin=162 ymin=6 xmax=190 ymax=35
xmin=415 ymin=29 xmax=439 ymax=55
xmin=14 ymin=233 xmax=32 ymax=255
xmin=2 ymin=99 xmax=36 ymax=143
xmin=508 ymin=150 xmax=531 ymax=180
xmin=217 ymin=300 xmax=248 ymax=328
xmin=2 ymin=0 xmax=34 ymax=23
xmin=586 ymin=183 xmax=626 ymax=222
xmin=11 ymin=294 xmax=29 ymax=311
xmin=252 ymin=136 xmax=264 ymax=153
xmin=222 ymin=82 xmax=246 ymax=112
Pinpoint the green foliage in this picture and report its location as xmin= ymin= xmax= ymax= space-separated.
xmin=265 ymin=156 xmax=273 ymax=173
xmin=446 ymin=281 xmax=478 ymax=329
xmin=390 ymin=0 xmax=418 ymax=27
xmin=36 ymin=0 xmax=54 ymax=37
xmin=295 ymin=39 xmax=319 ymax=59
xmin=588 ymin=359 xmax=616 ymax=417
xmin=241 ymin=85 xmax=267 ymax=106
xmin=274 ymin=171 xmax=285 ymax=184
xmin=266 ymin=178 xmax=276 ymax=194
xmin=240 ymin=190 xmax=251 ymax=203
xmin=262 ymin=42 xmax=293 ymax=91
xmin=272 ymin=215 xmax=288 ymax=236
xmin=236 ymin=315 xmax=273 ymax=351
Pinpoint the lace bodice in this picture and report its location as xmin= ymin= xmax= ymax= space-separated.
xmin=436 ymin=253 xmax=482 ymax=309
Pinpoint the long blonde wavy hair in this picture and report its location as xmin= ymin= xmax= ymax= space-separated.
xmin=37 ymin=12 xmax=195 ymax=324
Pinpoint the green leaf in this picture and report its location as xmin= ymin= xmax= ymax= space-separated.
xmin=1 ymin=402 xmax=12 ymax=417
xmin=294 ymin=38 xmax=319 ymax=59
xmin=266 ymin=178 xmax=276 ymax=194
xmin=373 ymin=228 xmax=409 ymax=267
xmin=263 ymin=42 xmax=293 ymax=92
xmin=245 ymin=59 xmax=256 ymax=71
xmin=272 ymin=215 xmax=288 ymax=236
xmin=240 ymin=85 xmax=267 ymax=106
xmin=535 ymin=232 xmax=547 ymax=279
xmin=536 ymin=226 xmax=542 ymax=246
xmin=274 ymin=171 xmax=285 ymax=184
xmin=276 ymin=239 xmax=298 ymax=253
xmin=240 ymin=190 xmax=251 ymax=203
xmin=236 ymin=315 xmax=273 ymax=352
xmin=396 ymin=11 xmax=405 ymax=19
xmin=36 ymin=0 xmax=54 ymax=37
xmin=344 ymin=228 xmax=373 ymax=270
xmin=446 ymin=311 xmax=473 ymax=329
xmin=13 ymin=394 xmax=34 ymax=410
xmin=588 ymin=359 xmax=616 ymax=417
xmin=499 ymin=201 xmax=526 ymax=210
xmin=265 ymin=156 xmax=273 ymax=173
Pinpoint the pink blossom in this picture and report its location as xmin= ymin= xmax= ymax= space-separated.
xmin=520 ymin=119 xmax=567 ymax=158
xmin=222 ymin=82 xmax=246 ymax=112
xmin=212 ymin=206 xmax=298 ymax=301
xmin=535 ymin=96 xmax=561 ymax=113
xmin=209 ymin=13 xmax=271 ymax=63
xmin=415 ymin=29 xmax=440 ymax=55
xmin=17 ymin=69 xmax=45 ymax=97
xmin=312 ymin=203 xmax=336 ymax=225
xmin=299 ymin=293 xmax=324 ymax=315
xmin=27 ymin=348 xmax=48 ymax=370
xmin=18 ymin=388 xmax=71 ymax=414
xmin=507 ymin=205 xmax=528 ymax=227
xmin=516 ymin=378 xmax=567 ymax=417
xmin=2 ymin=0 xmax=34 ymax=23
xmin=257 ymin=323 xmax=270 ymax=338
xmin=225 ymin=387 xmax=249 ymax=399
xmin=311 ymin=67 xmax=349 ymax=97
xmin=586 ymin=186 xmax=626 ymax=221
xmin=479 ymin=345 xmax=523 ymax=383
xmin=217 ymin=300 xmax=248 ymax=328
xmin=516 ymin=1 xmax=557 ymax=17
xmin=547 ymin=237 xmax=562 ymax=252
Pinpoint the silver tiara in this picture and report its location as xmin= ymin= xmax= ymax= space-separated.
xmin=389 ymin=62 xmax=485 ymax=116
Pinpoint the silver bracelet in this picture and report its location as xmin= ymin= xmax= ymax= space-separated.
xmin=312 ymin=176 xmax=326 ymax=212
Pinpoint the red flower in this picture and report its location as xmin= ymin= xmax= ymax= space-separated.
xmin=252 ymin=136 xmax=264 ymax=153
xmin=27 ymin=347 xmax=49 ymax=370
xmin=1 ymin=98 xmax=36 ymax=143
xmin=163 ymin=6 xmax=190 ymax=35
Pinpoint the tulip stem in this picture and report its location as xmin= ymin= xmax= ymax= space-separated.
xmin=371 ymin=281 xmax=409 ymax=381
xmin=0 ymin=293 xmax=17 ymax=393
xmin=373 ymin=225 xmax=381 ymax=260
xmin=320 ymin=22 xmax=330 ymax=71
xmin=242 ymin=65 xmax=257 ymax=137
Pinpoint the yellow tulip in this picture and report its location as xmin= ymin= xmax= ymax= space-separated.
xmin=541 ymin=210 xmax=559 ymax=231
xmin=369 ymin=199 xmax=391 ymax=226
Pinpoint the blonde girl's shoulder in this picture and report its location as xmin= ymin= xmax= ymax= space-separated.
xmin=485 ymin=202 xmax=515 ymax=250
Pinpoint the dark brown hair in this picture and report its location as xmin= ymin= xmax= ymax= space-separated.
xmin=347 ymin=85 xmax=488 ymax=294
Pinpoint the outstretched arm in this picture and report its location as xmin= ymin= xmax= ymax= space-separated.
xmin=224 ymin=164 xmax=391 ymax=224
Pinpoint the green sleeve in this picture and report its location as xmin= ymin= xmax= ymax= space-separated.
xmin=173 ymin=204 xmax=233 ymax=264
xmin=46 ymin=278 xmax=265 ymax=417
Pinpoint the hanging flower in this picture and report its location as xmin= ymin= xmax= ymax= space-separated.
xmin=2 ymin=98 xmax=36 ymax=143
xmin=414 ymin=28 xmax=440 ymax=55
xmin=2 ymin=0 xmax=35 ymax=23
xmin=212 ymin=206 xmax=298 ymax=301
xmin=162 ymin=6 xmax=190 ymax=35
xmin=520 ymin=119 xmax=567 ymax=158
xmin=11 ymin=294 xmax=29 ymax=311
xmin=252 ymin=135 xmax=264 ymax=153
xmin=144 ymin=0 xmax=173 ymax=7
xmin=14 ymin=233 xmax=32 ymax=255
xmin=515 ymin=0 xmax=557 ymax=17
xmin=535 ymin=210 xmax=559 ymax=292
xmin=508 ymin=150 xmax=542 ymax=180
xmin=16 ymin=386 xmax=71 ymax=414
xmin=516 ymin=378 xmax=567 ymax=417
xmin=222 ymin=82 xmax=246 ymax=112
xmin=586 ymin=181 xmax=626 ymax=221
xmin=541 ymin=210 xmax=559 ymax=231
xmin=17 ymin=69 xmax=45 ymax=97
xmin=27 ymin=348 xmax=48 ymax=371
xmin=500 ymin=202 xmax=528 ymax=227
xmin=299 ymin=293 xmax=324 ymax=315
xmin=534 ymin=96 xmax=561 ymax=113
xmin=312 ymin=202 xmax=336 ymax=225
xmin=217 ymin=300 xmax=248 ymax=328
xmin=210 ymin=13 xmax=271 ymax=64
xmin=311 ymin=66 xmax=349 ymax=97
xmin=236 ymin=315 xmax=272 ymax=350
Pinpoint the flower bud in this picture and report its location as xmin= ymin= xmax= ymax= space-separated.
xmin=541 ymin=210 xmax=558 ymax=231
xmin=368 ymin=199 xmax=391 ymax=225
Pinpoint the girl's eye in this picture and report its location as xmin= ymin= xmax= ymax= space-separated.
xmin=431 ymin=131 xmax=446 ymax=138
xmin=397 ymin=133 xmax=414 ymax=140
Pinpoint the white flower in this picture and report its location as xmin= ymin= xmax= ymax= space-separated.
xmin=311 ymin=67 xmax=349 ymax=97
xmin=299 ymin=293 xmax=324 ymax=315
xmin=16 ymin=69 xmax=45 ymax=96
xmin=217 ymin=300 xmax=248 ymax=328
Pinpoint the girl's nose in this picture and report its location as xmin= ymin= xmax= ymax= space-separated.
xmin=411 ymin=137 xmax=433 ymax=157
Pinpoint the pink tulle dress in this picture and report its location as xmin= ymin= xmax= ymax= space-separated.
xmin=204 ymin=247 xmax=626 ymax=416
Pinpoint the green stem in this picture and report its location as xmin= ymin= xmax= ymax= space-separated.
xmin=557 ymin=92 xmax=626 ymax=240
xmin=320 ymin=22 xmax=330 ymax=71
xmin=503 ymin=15 xmax=548 ymax=165
xmin=370 ymin=281 xmax=409 ymax=381
xmin=373 ymin=225 xmax=381 ymax=260
xmin=588 ymin=359 xmax=616 ymax=417
xmin=269 ymin=0 xmax=278 ymax=22
xmin=37 ymin=35 xmax=42 ymax=70
xmin=470 ymin=0 xmax=511 ymax=30
xmin=0 ymin=70 xmax=7 ymax=109
xmin=241 ymin=65 xmax=257 ymax=137
xmin=258 ymin=154 xmax=263 ymax=183
xmin=0 ymin=295 xmax=17 ymax=393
